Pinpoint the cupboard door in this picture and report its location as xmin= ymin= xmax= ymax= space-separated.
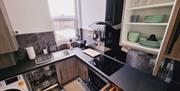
xmin=55 ymin=61 xmax=66 ymax=84
xmin=78 ymin=59 xmax=89 ymax=81
xmin=65 ymin=57 xmax=79 ymax=82
xmin=2 ymin=0 xmax=52 ymax=34
xmin=0 ymin=1 xmax=18 ymax=54
xmin=55 ymin=57 xmax=78 ymax=85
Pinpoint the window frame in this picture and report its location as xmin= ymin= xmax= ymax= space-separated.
xmin=47 ymin=0 xmax=82 ymax=45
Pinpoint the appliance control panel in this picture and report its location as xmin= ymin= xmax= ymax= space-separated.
xmin=0 ymin=75 xmax=22 ymax=88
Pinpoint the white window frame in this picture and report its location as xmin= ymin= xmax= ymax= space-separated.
xmin=48 ymin=0 xmax=82 ymax=45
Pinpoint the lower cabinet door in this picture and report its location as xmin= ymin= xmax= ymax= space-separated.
xmin=78 ymin=60 xmax=89 ymax=81
xmin=55 ymin=57 xmax=79 ymax=85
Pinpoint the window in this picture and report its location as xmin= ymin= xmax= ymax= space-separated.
xmin=48 ymin=0 xmax=79 ymax=44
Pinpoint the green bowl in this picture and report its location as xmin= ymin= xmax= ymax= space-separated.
xmin=139 ymin=37 xmax=162 ymax=48
xmin=128 ymin=31 xmax=140 ymax=42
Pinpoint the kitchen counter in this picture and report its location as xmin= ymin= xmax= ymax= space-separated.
xmin=0 ymin=48 xmax=93 ymax=81
xmin=110 ymin=65 xmax=168 ymax=91
xmin=0 ymin=48 xmax=168 ymax=91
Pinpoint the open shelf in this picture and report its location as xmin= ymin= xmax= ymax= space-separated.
xmin=120 ymin=0 xmax=176 ymax=56
xmin=165 ymin=54 xmax=180 ymax=61
xmin=128 ymin=2 xmax=174 ymax=10
xmin=121 ymin=41 xmax=159 ymax=54
xmin=125 ymin=23 xmax=168 ymax=26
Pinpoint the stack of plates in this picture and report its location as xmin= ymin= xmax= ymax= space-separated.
xmin=139 ymin=37 xmax=162 ymax=48
xmin=144 ymin=15 xmax=165 ymax=23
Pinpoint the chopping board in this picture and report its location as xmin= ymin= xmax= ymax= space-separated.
xmin=83 ymin=48 xmax=101 ymax=57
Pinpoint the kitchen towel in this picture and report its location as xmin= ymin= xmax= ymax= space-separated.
xmin=26 ymin=46 xmax=36 ymax=60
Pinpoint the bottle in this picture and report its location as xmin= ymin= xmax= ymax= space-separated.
xmin=43 ymin=48 xmax=48 ymax=54
xmin=68 ymin=39 xmax=73 ymax=50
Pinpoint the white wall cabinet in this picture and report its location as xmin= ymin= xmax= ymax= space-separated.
xmin=2 ymin=0 xmax=53 ymax=34
xmin=0 ymin=1 xmax=18 ymax=54
xmin=80 ymin=0 xmax=106 ymax=30
xmin=120 ymin=0 xmax=177 ymax=55
xmin=120 ymin=0 xmax=178 ymax=76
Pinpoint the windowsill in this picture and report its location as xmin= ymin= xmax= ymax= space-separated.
xmin=55 ymin=37 xmax=77 ymax=46
xmin=52 ymin=16 xmax=76 ymax=21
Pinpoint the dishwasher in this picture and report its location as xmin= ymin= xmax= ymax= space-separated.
xmin=25 ymin=65 xmax=62 ymax=91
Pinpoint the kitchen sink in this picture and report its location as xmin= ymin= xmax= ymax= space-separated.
xmin=51 ymin=49 xmax=71 ymax=61
xmin=35 ymin=54 xmax=52 ymax=65
xmin=35 ymin=49 xmax=71 ymax=65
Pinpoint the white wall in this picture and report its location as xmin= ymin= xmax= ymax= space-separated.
xmin=80 ymin=0 xmax=106 ymax=29
xmin=3 ymin=0 xmax=53 ymax=34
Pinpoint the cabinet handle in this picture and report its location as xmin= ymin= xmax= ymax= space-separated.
xmin=85 ymin=71 xmax=86 ymax=79
xmin=60 ymin=69 xmax=63 ymax=80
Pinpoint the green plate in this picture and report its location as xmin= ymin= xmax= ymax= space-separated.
xmin=144 ymin=15 xmax=165 ymax=23
xmin=139 ymin=37 xmax=162 ymax=48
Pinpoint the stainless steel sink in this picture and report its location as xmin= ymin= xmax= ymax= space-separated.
xmin=35 ymin=49 xmax=71 ymax=65
xmin=35 ymin=54 xmax=52 ymax=64
xmin=51 ymin=49 xmax=71 ymax=61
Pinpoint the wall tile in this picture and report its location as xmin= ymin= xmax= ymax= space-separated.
xmin=14 ymin=32 xmax=56 ymax=60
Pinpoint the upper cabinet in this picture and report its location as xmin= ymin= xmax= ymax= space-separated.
xmin=120 ymin=0 xmax=177 ymax=54
xmin=80 ymin=0 xmax=106 ymax=30
xmin=0 ymin=1 xmax=18 ymax=54
xmin=2 ymin=0 xmax=53 ymax=34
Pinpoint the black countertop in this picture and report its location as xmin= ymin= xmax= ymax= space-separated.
xmin=110 ymin=65 xmax=168 ymax=91
xmin=0 ymin=48 xmax=168 ymax=91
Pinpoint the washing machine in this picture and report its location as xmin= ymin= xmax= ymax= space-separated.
xmin=0 ymin=75 xmax=29 ymax=91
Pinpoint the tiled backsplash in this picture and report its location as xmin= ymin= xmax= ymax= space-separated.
xmin=14 ymin=32 xmax=56 ymax=61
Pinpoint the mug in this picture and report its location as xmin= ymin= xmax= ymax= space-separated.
xmin=128 ymin=31 xmax=140 ymax=42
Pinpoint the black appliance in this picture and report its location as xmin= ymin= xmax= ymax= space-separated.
xmin=95 ymin=22 xmax=127 ymax=63
xmin=103 ymin=0 xmax=127 ymax=63
xmin=105 ymin=0 xmax=124 ymax=47
xmin=87 ymin=69 xmax=107 ymax=91
xmin=105 ymin=0 xmax=124 ymax=25
xmin=90 ymin=55 xmax=124 ymax=76
xmin=95 ymin=22 xmax=119 ymax=48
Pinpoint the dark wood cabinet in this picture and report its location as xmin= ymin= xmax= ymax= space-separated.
xmin=77 ymin=58 xmax=89 ymax=82
xmin=55 ymin=56 xmax=89 ymax=85
xmin=55 ymin=57 xmax=79 ymax=85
